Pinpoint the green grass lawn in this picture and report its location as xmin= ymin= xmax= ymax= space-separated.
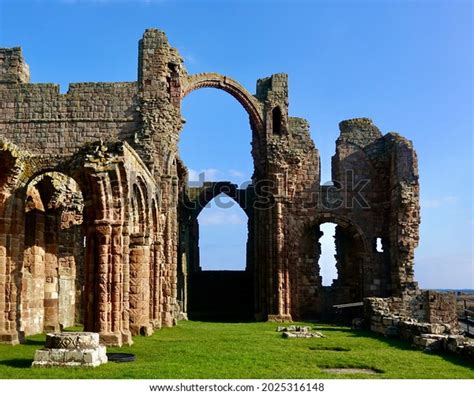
xmin=0 ymin=321 xmax=472 ymax=379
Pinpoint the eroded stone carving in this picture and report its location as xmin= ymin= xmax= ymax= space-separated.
xmin=32 ymin=332 xmax=107 ymax=367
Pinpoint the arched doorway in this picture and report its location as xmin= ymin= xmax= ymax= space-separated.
xmin=178 ymin=76 xmax=261 ymax=322
xmin=21 ymin=172 xmax=85 ymax=335
xmin=295 ymin=214 xmax=368 ymax=320
xmin=315 ymin=219 xmax=366 ymax=307
xmin=199 ymin=193 xmax=247 ymax=271
xmin=187 ymin=192 xmax=252 ymax=321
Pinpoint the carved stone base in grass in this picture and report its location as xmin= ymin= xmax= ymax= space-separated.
xmin=32 ymin=332 xmax=107 ymax=368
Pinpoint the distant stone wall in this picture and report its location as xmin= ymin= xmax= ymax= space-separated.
xmin=0 ymin=80 xmax=139 ymax=156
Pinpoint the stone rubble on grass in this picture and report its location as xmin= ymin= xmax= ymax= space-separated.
xmin=276 ymin=325 xmax=311 ymax=333
xmin=277 ymin=326 xmax=325 ymax=338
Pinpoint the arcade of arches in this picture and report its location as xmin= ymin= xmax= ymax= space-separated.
xmin=0 ymin=29 xmax=451 ymax=346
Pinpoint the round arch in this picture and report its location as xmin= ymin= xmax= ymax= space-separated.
xmin=191 ymin=182 xmax=250 ymax=220
xmin=181 ymin=73 xmax=264 ymax=134
xmin=308 ymin=212 xmax=369 ymax=254
xmin=20 ymin=170 xmax=86 ymax=335
xmin=130 ymin=178 xmax=149 ymax=237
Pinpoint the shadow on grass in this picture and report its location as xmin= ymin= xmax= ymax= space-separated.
xmin=349 ymin=329 xmax=413 ymax=350
xmin=314 ymin=327 xmax=354 ymax=333
xmin=309 ymin=346 xmax=351 ymax=352
xmin=433 ymin=351 xmax=474 ymax=370
xmin=23 ymin=339 xmax=45 ymax=346
xmin=350 ymin=329 xmax=474 ymax=370
xmin=0 ymin=359 xmax=32 ymax=368
xmin=187 ymin=316 xmax=255 ymax=323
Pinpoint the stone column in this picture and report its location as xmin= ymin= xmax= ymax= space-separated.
xmin=0 ymin=218 xmax=6 ymax=338
xmin=43 ymin=209 xmax=60 ymax=332
xmin=0 ymin=198 xmax=23 ymax=344
xmin=121 ymin=227 xmax=132 ymax=345
xmin=111 ymin=224 xmax=131 ymax=345
xmin=151 ymin=239 xmax=162 ymax=328
xmin=0 ymin=215 xmax=19 ymax=344
xmin=129 ymin=234 xmax=152 ymax=336
xmin=84 ymin=223 xmax=123 ymax=346
xmin=170 ymin=176 xmax=179 ymax=322
xmin=160 ymin=176 xmax=176 ymax=327
xmin=21 ymin=208 xmax=46 ymax=336
xmin=268 ymin=200 xmax=292 ymax=322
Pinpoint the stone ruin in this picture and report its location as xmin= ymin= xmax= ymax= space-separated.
xmin=0 ymin=29 xmax=462 ymax=351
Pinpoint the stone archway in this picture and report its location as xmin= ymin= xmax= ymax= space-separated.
xmin=290 ymin=213 xmax=369 ymax=320
xmin=181 ymin=73 xmax=264 ymax=134
xmin=177 ymin=73 xmax=263 ymax=323
xmin=180 ymin=182 xmax=253 ymax=321
xmin=21 ymin=171 xmax=85 ymax=335
xmin=180 ymin=73 xmax=267 ymax=175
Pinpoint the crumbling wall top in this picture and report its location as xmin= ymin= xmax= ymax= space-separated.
xmin=0 ymin=47 xmax=30 ymax=84
xmin=338 ymin=117 xmax=382 ymax=147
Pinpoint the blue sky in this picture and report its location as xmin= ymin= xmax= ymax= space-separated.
xmin=0 ymin=0 xmax=472 ymax=288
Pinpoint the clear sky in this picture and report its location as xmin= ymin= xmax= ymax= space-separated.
xmin=0 ymin=0 xmax=472 ymax=289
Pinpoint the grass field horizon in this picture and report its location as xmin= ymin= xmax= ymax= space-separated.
xmin=0 ymin=321 xmax=472 ymax=379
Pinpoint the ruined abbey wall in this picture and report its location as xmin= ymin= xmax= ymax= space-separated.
xmin=0 ymin=29 xmax=441 ymax=346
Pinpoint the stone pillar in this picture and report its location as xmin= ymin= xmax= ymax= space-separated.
xmin=22 ymin=208 xmax=46 ymax=336
xmin=111 ymin=224 xmax=131 ymax=345
xmin=170 ymin=176 xmax=179 ymax=322
xmin=160 ymin=176 xmax=177 ymax=327
xmin=129 ymin=234 xmax=152 ymax=336
xmin=268 ymin=200 xmax=292 ymax=322
xmin=43 ymin=210 xmax=60 ymax=332
xmin=151 ymin=239 xmax=162 ymax=328
xmin=121 ymin=227 xmax=132 ymax=345
xmin=84 ymin=223 xmax=123 ymax=346
xmin=0 ymin=215 xmax=19 ymax=344
xmin=0 ymin=196 xmax=23 ymax=344
xmin=0 ymin=219 xmax=6 ymax=338
xmin=253 ymin=207 xmax=268 ymax=321
xmin=55 ymin=207 xmax=84 ymax=330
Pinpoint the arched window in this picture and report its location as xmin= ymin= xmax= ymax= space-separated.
xmin=272 ymin=106 xmax=282 ymax=135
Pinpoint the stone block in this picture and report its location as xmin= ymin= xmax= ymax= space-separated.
xmin=32 ymin=332 xmax=107 ymax=368
xmin=33 ymin=349 xmax=50 ymax=362
xmin=64 ymin=349 xmax=84 ymax=362
xmin=49 ymin=349 xmax=64 ymax=363
xmin=83 ymin=349 xmax=98 ymax=364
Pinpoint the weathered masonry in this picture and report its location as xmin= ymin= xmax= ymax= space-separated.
xmin=0 ymin=29 xmax=454 ymax=346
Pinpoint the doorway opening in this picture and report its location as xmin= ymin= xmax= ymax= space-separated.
xmin=21 ymin=172 xmax=84 ymax=335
